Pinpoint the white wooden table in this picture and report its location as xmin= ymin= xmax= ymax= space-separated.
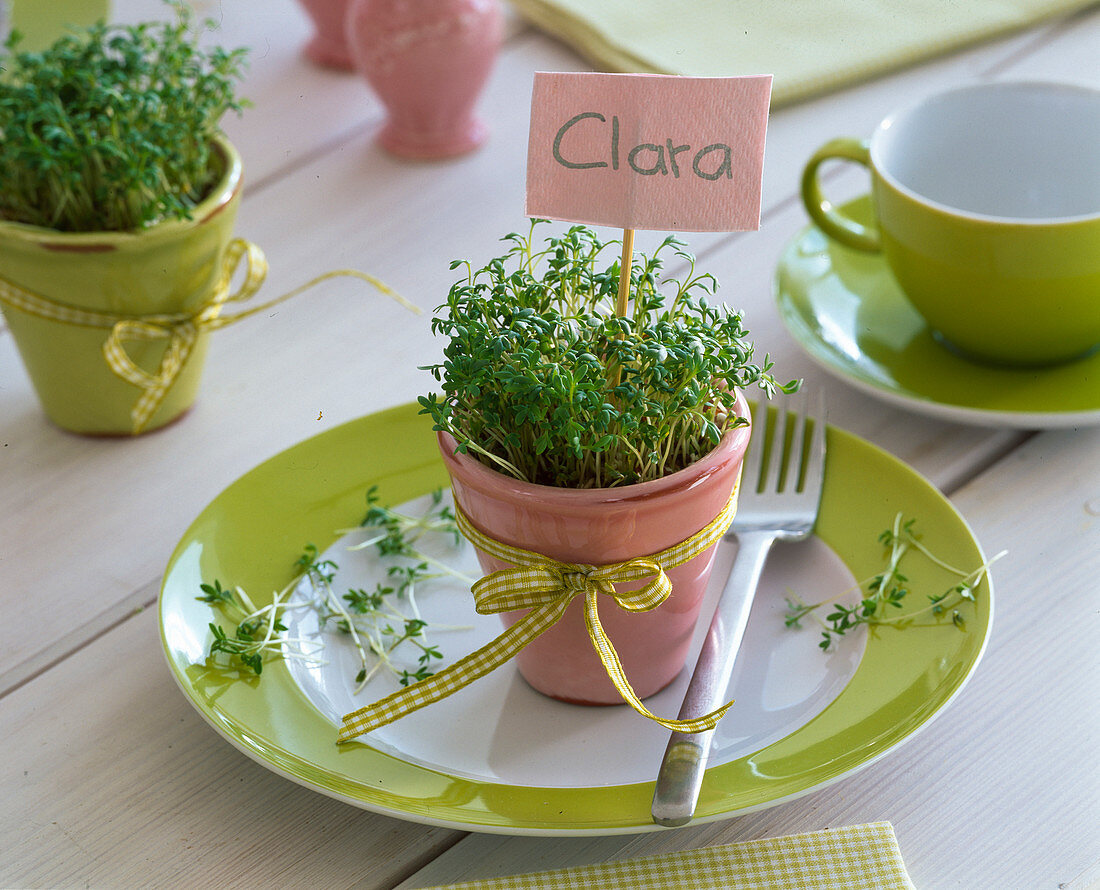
xmin=2 ymin=3 xmax=1098 ymax=887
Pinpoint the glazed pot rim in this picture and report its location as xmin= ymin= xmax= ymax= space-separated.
xmin=438 ymin=390 xmax=753 ymax=506
xmin=0 ymin=134 xmax=243 ymax=248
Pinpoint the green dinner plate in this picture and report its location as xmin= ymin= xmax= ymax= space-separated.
xmin=776 ymin=196 xmax=1100 ymax=429
xmin=160 ymin=402 xmax=994 ymax=835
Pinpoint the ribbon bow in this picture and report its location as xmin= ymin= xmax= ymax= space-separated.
xmin=102 ymin=239 xmax=269 ymax=432
xmin=0 ymin=238 xmax=414 ymax=434
xmin=337 ymin=485 xmax=740 ymax=744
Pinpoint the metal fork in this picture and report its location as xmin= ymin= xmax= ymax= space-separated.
xmin=651 ymin=390 xmax=826 ymax=827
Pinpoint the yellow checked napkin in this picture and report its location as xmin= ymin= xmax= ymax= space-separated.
xmin=508 ymin=0 xmax=1094 ymax=107
xmin=415 ymin=823 xmax=915 ymax=890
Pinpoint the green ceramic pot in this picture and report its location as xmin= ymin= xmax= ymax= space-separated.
xmin=0 ymin=136 xmax=243 ymax=435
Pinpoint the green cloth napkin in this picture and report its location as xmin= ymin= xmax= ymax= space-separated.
xmin=508 ymin=0 xmax=1095 ymax=106
xmin=7 ymin=0 xmax=110 ymax=51
xmin=417 ymin=822 xmax=916 ymax=890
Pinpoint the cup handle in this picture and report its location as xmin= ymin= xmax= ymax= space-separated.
xmin=800 ymin=138 xmax=881 ymax=252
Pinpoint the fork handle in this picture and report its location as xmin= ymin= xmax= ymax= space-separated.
xmin=651 ymin=530 xmax=777 ymax=827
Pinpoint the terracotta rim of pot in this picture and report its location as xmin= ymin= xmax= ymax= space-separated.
xmin=0 ymin=134 xmax=243 ymax=250
xmin=437 ymin=389 xmax=753 ymax=509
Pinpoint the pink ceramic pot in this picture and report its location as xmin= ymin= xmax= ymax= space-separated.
xmin=345 ymin=0 xmax=503 ymax=158
xmin=438 ymin=391 xmax=752 ymax=705
xmin=296 ymin=0 xmax=355 ymax=70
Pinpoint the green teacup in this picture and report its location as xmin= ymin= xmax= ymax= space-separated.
xmin=801 ymin=82 xmax=1100 ymax=367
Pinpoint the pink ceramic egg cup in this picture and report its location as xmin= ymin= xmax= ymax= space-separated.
xmin=346 ymin=0 xmax=503 ymax=159
xmin=296 ymin=0 xmax=356 ymax=70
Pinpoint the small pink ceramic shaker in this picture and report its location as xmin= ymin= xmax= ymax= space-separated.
xmin=345 ymin=0 xmax=504 ymax=159
xmin=296 ymin=0 xmax=356 ymax=70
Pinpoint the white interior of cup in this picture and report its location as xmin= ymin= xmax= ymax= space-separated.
xmin=872 ymin=82 xmax=1100 ymax=221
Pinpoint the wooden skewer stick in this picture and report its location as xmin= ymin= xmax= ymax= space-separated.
xmin=610 ymin=227 xmax=635 ymax=390
xmin=616 ymin=227 xmax=635 ymax=318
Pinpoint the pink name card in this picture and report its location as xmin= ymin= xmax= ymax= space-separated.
xmin=526 ymin=72 xmax=772 ymax=232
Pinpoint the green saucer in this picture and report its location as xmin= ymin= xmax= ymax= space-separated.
xmin=776 ymin=197 xmax=1100 ymax=428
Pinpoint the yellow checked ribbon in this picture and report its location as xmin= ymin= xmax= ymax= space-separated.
xmin=0 ymin=238 xmax=415 ymax=434
xmin=337 ymin=483 xmax=740 ymax=744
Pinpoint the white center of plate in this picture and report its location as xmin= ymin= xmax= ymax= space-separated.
xmin=283 ymin=493 xmax=864 ymax=788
